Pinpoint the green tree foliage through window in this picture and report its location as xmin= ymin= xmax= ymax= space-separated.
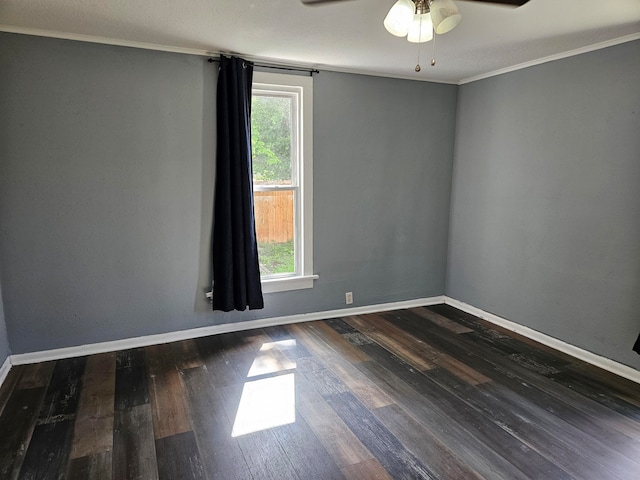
xmin=251 ymin=96 xmax=292 ymax=184
xmin=252 ymin=93 xmax=296 ymax=276
xmin=251 ymin=71 xmax=313 ymax=289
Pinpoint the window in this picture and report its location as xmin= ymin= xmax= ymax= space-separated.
xmin=251 ymin=72 xmax=316 ymax=293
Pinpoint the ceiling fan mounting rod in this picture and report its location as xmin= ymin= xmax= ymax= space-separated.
xmin=413 ymin=0 xmax=430 ymax=15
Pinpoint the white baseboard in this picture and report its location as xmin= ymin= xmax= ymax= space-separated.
xmin=7 ymin=294 xmax=637 ymax=388
xmin=0 ymin=356 xmax=11 ymax=389
xmin=445 ymin=297 xmax=640 ymax=385
xmin=10 ymin=296 xmax=445 ymax=366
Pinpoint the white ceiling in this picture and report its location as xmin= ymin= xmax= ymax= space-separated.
xmin=1 ymin=0 xmax=639 ymax=84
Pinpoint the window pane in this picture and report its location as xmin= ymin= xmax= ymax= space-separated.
xmin=254 ymin=190 xmax=295 ymax=276
xmin=251 ymin=95 xmax=292 ymax=186
xmin=252 ymin=72 xmax=312 ymax=288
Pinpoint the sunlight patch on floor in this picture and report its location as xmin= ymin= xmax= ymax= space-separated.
xmin=247 ymin=340 xmax=297 ymax=377
xmin=232 ymin=340 xmax=298 ymax=437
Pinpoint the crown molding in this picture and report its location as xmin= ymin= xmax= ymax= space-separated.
xmin=4 ymin=25 xmax=637 ymax=86
xmin=459 ymin=32 xmax=640 ymax=85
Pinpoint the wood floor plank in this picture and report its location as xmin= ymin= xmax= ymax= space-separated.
xmin=299 ymin=359 xmax=350 ymax=396
xmin=219 ymin=382 xmax=301 ymax=480
xmin=67 ymin=452 xmax=112 ymax=480
xmin=318 ymin=318 xmax=374 ymax=346
xmin=1 ymin=308 xmax=639 ymax=480
xmin=356 ymin=315 xmax=491 ymax=385
xmin=0 ymin=366 xmax=23 ymax=417
xmin=295 ymin=374 xmax=375 ymax=468
xmin=289 ymin=323 xmax=394 ymax=409
xmin=207 ymin=351 xmax=332 ymax=479
xmin=385 ymin=309 xmax=640 ymax=469
xmin=549 ymin=369 xmax=640 ymax=421
xmin=234 ymin=428 xmax=301 ymax=480
xmin=289 ymin=322 xmax=370 ymax=365
xmin=220 ymin=330 xmax=277 ymax=379
xmin=75 ymin=353 xmax=115 ymax=418
xmin=373 ymin=403 xmax=485 ymax=480
xmin=262 ymin=326 xmax=313 ymax=360
xmin=181 ymin=365 xmax=253 ymax=480
xmin=220 ymin=329 xmax=272 ymax=355
xmin=71 ymin=415 xmax=113 ymax=461
xmin=342 ymin=314 xmax=436 ymax=372
xmin=0 ymin=387 xmax=46 ymax=480
xmin=340 ymin=458 xmax=393 ymax=480
xmin=194 ymin=335 xmax=245 ymax=387
xmin=145 ymin=344 xmax=191 ymax=439
xmin=308 ymin=321 xmax=372 ymax=363
xmin=230 ymin=333 xmax=341 ymax=479
xmin=70 ymin=353 xmax=116 ymax=459
xmin=294 ymin=347 xmax=377 ymax=404
xmin=312 ymin=320 xmax=584 ymax=478
xmin=115 ymin=350 xmax=149 ymax=411
xmin=116 ymin=348 xmax=146 ymax=370
xmin=112 ymin=404 xmax=159 ymax=480
xmin=462 ymin=329 xmax=570 ymax=375
xmin=261 ymin=324 xmax=296 ymax=341
xmin=323 ymin=391 xmax=436 ymax=480
xmin=324 ymin=318 xmax=360 ymax=335
xmin=272 ymin=417 xmax=345 ymax=480
xmin=245 ymin=339 xmax=297 ymax=378
xmin=426 ymin=305 xmax=577 ymax=365
xmin=18 ymin=419 xmax=75 ymax=480
xmin=392 ymin=309 xmax=640 ymax=444
xmin=376 ymin=312 xmax=491 ymax=384
xmin=324 ymin=357 xmax=395 ymax=409
xmin=408 ymin=307 xmax=474 ymax=334
xmin=355 ymin=353 xmax=534 ymax=480
xmin=426 ymin=365 xmax=632 ymax=480
xmin=287 ymin=324 xmax=333 ymax=355
xmin=567 ymin=361 xmax=640 ymax=406
xmin=16 ymin=362 xmax=55 ymax=390
xmin=155 ymin=431 xmax=205 ymax=480
xmin=171 ymin=339 xmax=203 ymax=370
xmin=37 ymin=357 xmax=86 ymax=425
xmin=222 ymin=385 xmax=300 ymax=480
xmin=357 ymin=341 xmax=572 ymax=480
xmin=292 ymin=332 xmax=436 ymax=479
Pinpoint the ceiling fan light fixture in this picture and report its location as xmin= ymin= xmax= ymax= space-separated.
xmin=429 ymin=0 xmax=462 ymax=34
xmin=407 ymin=13 xmax=434 ymax=43
xmin=383 ymin=0 xmax=415 ymax=37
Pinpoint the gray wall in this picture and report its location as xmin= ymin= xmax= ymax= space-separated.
xmin=314 ymin=72 xmax=455 ymax=308
xmin=0 ymin=33 xmax=457 ymax=354
xmin=447 ymin=40 xmax=640 ymax=368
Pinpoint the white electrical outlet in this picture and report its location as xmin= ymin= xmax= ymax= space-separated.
xmin=345 ymin=292 xmax=353 ymax=305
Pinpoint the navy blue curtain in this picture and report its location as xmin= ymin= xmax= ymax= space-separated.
xmin=634 ymin=334 xmax=640 ymax=355
xmin=212 ymin=56 xmax=264 ymax=312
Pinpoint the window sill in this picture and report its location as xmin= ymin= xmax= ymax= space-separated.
xmin=261 ymin=274 xmax=319 ymax=294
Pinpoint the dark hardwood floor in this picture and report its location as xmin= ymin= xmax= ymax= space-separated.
xmin=1 ymin=305 xmax=640 ymax=479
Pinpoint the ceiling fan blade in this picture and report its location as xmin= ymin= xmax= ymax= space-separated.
xmin=465 ymin=0 xmax=530 ymax=6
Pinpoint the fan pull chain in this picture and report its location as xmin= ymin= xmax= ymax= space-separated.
xmin=431 ymin=27 xmax=436 ymax=66
xmin=415 ymin=17 xmax=424 ymax=72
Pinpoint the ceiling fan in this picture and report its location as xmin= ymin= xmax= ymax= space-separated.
xmin=300 ymin=0 xmax=530 ymax=70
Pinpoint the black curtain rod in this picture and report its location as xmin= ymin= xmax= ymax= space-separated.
xmin=207 ymin=57 xmax=319 ymax=76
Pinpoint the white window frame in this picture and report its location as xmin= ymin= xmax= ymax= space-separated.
xmin=252 ymin=72 xmax=317 ymax=293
